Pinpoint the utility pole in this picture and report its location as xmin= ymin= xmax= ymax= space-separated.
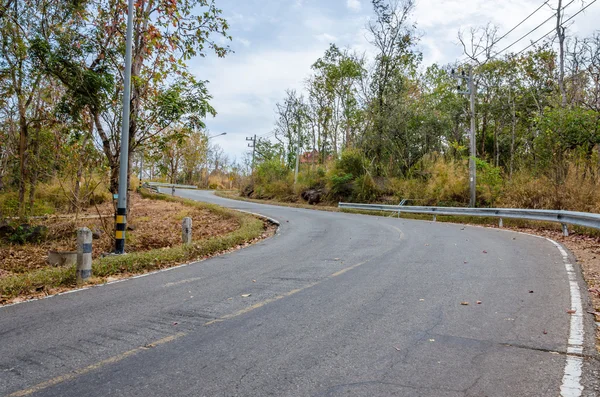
xmin=294 ymin=113 xmax=301 ymax=185
xmin=453 ymin=67 xmax=476 ymax=207
xmin=115 ymin=0 xmax=135 ymax=254
xmin=246 ymin=135 xmax=256 ymax=173
xmin=468 ymin=68 xmax=476 ymax=208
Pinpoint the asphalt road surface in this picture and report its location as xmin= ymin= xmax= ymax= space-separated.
xmin=1 ymin=190 xmax=598 ymax=397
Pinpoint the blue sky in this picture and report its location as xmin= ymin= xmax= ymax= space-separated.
xmin=189 ymin=0 xmax=598 ymax=163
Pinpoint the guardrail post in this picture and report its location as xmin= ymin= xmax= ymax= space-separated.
xmin=76 ymin=227 xmax=93 ymax=284
xmin=182 ymin=217 xmax=192 ymax=244
xmin=561 ymin=223 xmax=569 ymax=237
xmin=433 ymin=215 xmax=436 ymax=222
xmin=499 ymin=218 xmax=503 ymax=228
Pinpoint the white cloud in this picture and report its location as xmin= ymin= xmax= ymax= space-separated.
xmin=190 ymin=47 xmax=327 ymax=158
xmin=237 ymin=38 xmax=251 ymax=47
xmin=189 ymin=0 xmax=599 ymax=161
xmin=347 ymin=0 xmax=361 ymax=11
xmin=315 ymin=33 xmax=338 ymax=43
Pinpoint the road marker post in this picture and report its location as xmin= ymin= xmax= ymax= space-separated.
xmin=76 ymin=228 xmax=92 ymax=284
xmin=562 ymin=223 xmax=569 ymax=237
xmin=182 ymin=217 xmax=192 ymax=245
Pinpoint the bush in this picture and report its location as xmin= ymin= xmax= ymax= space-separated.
xmin=327 ymin=172 xmax=354 ymax=201
xmin=476 ymin=159 xmax=503 ymax=207
xmin=334 ymin=149 xmax=366 ymax=177
xmin=255 ymin=159 xmax=290 ymax=185
xmin=352 ymin=174 xmax=379 ymax=202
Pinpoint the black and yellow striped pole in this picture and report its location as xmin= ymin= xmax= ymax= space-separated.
xmin=115 ymin=0 xmax=134 ymax=254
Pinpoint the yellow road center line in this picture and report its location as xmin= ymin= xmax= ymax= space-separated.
xmin=8 ymin=333 xmax=186 ymax=397
xmin=204 ymin=261 xmax=368 ymax=327
xmin=9 ymin=225 xmax=403 ymax=396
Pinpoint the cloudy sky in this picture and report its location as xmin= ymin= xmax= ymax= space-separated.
xmin=189 ymin=0 xmax=598 ymax=163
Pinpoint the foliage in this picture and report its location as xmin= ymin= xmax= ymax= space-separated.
xmin=244 ymin=0 xmax=600 ymax=211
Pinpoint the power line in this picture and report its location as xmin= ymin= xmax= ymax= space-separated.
xmin=469 ymin=0 xmax=551 ymax=60
xmin=512 ymin=0 xmax=598 ymax=57
xmin=491 ymin=0 xmax=575 ymax=57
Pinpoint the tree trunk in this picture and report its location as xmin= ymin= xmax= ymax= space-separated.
xmin=18 ymin=112 xmax=28 ymax=218
xmin=28 ymin=127 xmax=39 ymax=217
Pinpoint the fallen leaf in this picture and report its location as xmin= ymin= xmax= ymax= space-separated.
xmin=172 ymin=322 xmax=178 ymax=326
xmin=419 ymin=299 xmax=425 ymax=301
xmin=252 ymin=279 xmax=256 ymax=283
xmin=463 ymin=261 xmax=468 ymax=264
xmin=482 ymin=250 xmax=487 ymax=254
xmin=393 ymin=346 xmax=401 ymax=351
xmin=566 ymin=309 xmax=577 ymax=314
xmin=428 ymin=339 xmax=435 ymax=342
xmin=529 ymin=290 xmax=534 ymax=293
xmin=241 ymin=293 xmax=251 ymax=298
xmin=461 ymin=302 xmax=469 ymax=305
xmin=476 ymin=301 xmax=482 ymax=304
xmin=543 ymin=330 xmax=548 ymax=334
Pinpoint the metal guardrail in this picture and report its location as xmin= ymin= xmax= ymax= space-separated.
xmin=145 ymin=182 xmax=198 ymax=189
xmin=338 ymin=202 xmax=600 ymax=236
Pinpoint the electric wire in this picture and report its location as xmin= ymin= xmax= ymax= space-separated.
xmin=491 ymin=0 xmax=575 ymax=57
xmin=511 ymin=0 xmax=598 ymax=57
xmin=469 ymin=0 xmax=551 ymax=60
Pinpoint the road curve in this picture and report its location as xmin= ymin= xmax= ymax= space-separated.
xmin=0 ymin=190 xmax=598 ymax=397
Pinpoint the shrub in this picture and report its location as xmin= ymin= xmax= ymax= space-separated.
xmin=334 ymin=149 xmax=366 ymax=177
xmin=255 ymin=159 xmax=290 ymax=185
xmin=327 ymin=172 xmax=354 ymax=201
xmin=475 ymin=159 xmax=503 ymax=207
xmin=352 ymin=174 xmax=380 ymax=202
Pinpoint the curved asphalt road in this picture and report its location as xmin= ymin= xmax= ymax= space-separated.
xmin=0 ymin=190 xmax=598 ymax=397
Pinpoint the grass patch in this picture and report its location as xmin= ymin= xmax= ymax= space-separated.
xmin=0 ymin=190 xmax=266 ymax=301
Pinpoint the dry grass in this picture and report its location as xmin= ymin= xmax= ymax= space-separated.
xmin=0 ymin=190 xmax=269 ymax=303
xmin=0 ymin=192 xmax=238 ymax=276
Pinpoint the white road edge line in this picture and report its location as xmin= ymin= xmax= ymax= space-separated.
xmin=545 ymin=238 xmax=585 ymax=397
xmin=398 ymin=222 xmax=587 ymax=396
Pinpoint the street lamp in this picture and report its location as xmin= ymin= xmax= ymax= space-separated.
xmin=207 ymin=132 xmax=227 ymax=140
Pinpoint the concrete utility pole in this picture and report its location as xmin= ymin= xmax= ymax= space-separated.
xmin=115 ymin=0 xmax=135 ymax=254
xmin=246 ymin=135 xmax=256 ymax=173
xmin=468 ymin=67 xmax=476 ymax=208
xmin=453 ymin=67 xmax=477 ymax=207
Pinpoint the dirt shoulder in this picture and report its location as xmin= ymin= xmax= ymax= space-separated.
xmin=215 ymin=189 xmax=600 ymax=351
xmin=0 ymin=190 xmax=274 ymax=305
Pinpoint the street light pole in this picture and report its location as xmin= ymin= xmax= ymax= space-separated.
xmin=115 ymin=0 xmax=135 ymax=254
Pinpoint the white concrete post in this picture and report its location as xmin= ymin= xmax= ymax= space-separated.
xmin=76 ymin=227 xmax=93 ymax=284
xmin=182 ymin=217 xmax=192 ymax=245
xmin=561 ymin=223 xmax=569 ymax=237
xmin=499 ymin=218 xmax=503 ymax=228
